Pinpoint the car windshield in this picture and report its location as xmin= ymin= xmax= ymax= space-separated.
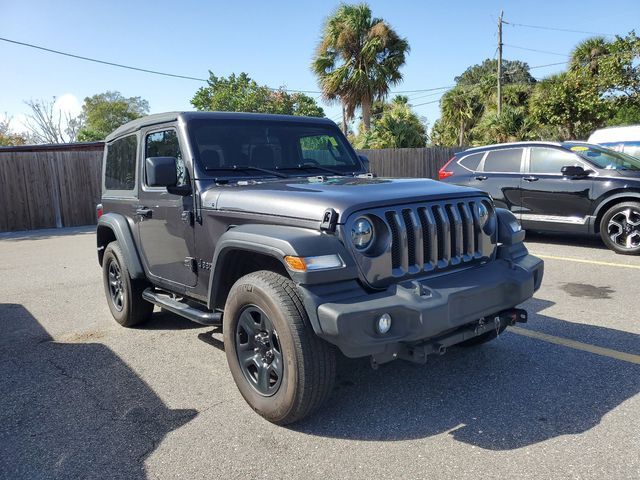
xmin=187 ymin=119 xmax=362 ymax=178
xmin=564 ymin=143 xmax=640 ymax=171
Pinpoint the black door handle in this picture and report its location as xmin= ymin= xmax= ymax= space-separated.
xmin=135 ymin=207 xmax=152 ymax=218
xmin=523 ymin=176 xmax=539 ymax=182
xmin=474 ymin=175 xmax=487 ymax=181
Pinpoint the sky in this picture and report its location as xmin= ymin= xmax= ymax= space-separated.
xmin=1 ymin=0 xmax=639 ymax=135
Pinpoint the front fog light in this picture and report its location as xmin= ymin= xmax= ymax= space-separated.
xmin=376 ymin=313 xmax=392 ymax=334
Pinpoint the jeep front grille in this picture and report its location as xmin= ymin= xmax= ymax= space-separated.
xmin=348 ymin=197 xmax=495 ymax=287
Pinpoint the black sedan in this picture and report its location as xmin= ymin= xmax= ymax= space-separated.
xmin=439 ymin=141 xmax=640 ymax=254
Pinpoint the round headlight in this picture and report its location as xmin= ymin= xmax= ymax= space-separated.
xmin=477 ymin=202 xmax=489 ymax=226
xmin=352 ymin=217 xmax=374 ymax=250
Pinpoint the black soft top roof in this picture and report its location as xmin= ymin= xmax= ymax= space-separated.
xmin=105 ymin=111 xmax=336 ymax=142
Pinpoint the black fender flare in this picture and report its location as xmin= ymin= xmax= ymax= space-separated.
xmin=97 ymin=213 xmax=145 ymax=279
xmin=207 ymin=223 xmax=359 ymax=309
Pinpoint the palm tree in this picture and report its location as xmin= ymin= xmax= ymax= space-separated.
xmin=440 ymin=86 xmax=481 ymax=146
xmin=312 ymin=3 xmax=409 ymax=132
xmin=570 ymin=37 xmax=609 ymax=74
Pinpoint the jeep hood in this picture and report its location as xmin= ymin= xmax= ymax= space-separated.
xmin=200 ymin=177 xmax=484 ymax=222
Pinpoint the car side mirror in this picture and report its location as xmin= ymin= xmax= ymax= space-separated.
xmin=561 ymin=165 xmax=591 ymax=177
xmin=358 ymin=154 xmax=370 ymax=172
xmin=146 ymin=157 xmax=178 ymax=187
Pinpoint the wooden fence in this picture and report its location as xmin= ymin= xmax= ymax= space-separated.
xmin=360 ymin=147 xmax=464 ymax=179
xmin=0 ymin=144 xmax=463 ymax=232
xmin=0 ymin=143 xmax=103 ymax=232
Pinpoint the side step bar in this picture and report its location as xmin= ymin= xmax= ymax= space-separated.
xmin=142 ymin=288 xmax=222 ymax=326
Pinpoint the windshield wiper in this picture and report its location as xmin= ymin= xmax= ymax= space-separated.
xmin=284 ymin=163 xmax=350 ymax=176
xmin=204 ymin=165 xmax=288 ymax=178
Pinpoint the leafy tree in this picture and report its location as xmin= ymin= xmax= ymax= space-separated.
xmin=353 ymin=96 xmax=427 ymax=148
xmin=529 ymin=72 xmax=610 ymax=139
xmin=456 ymin=59 xmax=536 ymax=98
xmin=191 ymin=72 xmax=324 ymax=117
xmin=312 ymin=3 xmax=409 ymax=131
xmin=77 ymin=91 xmax=149 ymax=142
xmin=0 ymin=114 xmax=26 ymax=146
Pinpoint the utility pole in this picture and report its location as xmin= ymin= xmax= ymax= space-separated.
xmin=497 ymin=10 xmax=503 ymax=116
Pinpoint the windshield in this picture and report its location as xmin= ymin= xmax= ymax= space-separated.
xmin=600 ymin=141 xmax=640 ymax=161
xmin=187 ymin=119 xmax=362 ymax=178
xmin=564 ymin=143 xmax=640 ymax=171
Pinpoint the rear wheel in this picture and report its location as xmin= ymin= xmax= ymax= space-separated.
xmin=223 ymin=271 xmax=336 ymax=425
xmin=102 ymin=241 xmax=153 ymax=327
xmin=600 ymin=202 xmax=640 ymax=255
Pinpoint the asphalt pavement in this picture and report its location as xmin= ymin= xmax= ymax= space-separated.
xmin=0 ymin=227 xmax=638 ymax=479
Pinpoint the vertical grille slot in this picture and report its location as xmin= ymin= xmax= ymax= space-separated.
xmin=446 ymin=204 xmax=463 ymax=263
xmin=432 ymin=205 xmax=451 ymax=264
xmin=417 ymin=207 xmax=437 ymax=267
xmin=458 ymin=202 xmax=475 ymax=257
xmin=402 ymin=209 xmax=416 ymax=268
xmin=385 ymin=211 xmax=402 ymax=269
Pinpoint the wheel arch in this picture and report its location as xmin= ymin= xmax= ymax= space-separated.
xmin=97 ymin=213 xmax=145 ymax=279
xmin=593 ymin=191 xmax=640 ymax=233
xmin=207 ymin=224 xmax=358 ymax=312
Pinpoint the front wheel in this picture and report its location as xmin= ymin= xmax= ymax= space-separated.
xmin=223 ymin=271 xmax=336 ymax=425
xmin=600 ymin=202 xmax=640 ymax=255
xmin=102 ymin=241 xmax=153 ymax=327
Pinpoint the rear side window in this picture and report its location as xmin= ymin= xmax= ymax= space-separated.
xmin=105 ymin=135 xmax=137 ymax=191
xmin=482 ymin=148 xmax=523 ymax=173
xmin=458 ymin=152 xmax=484 ymax=171
xmin=530 ymin=147 xmax=579 ymax=174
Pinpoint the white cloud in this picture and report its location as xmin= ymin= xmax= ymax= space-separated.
xmin=54 ymin=93 xmax=82 ymax=117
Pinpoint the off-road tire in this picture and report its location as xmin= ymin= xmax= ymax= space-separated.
xmin=102 ymin=241 xmax=153 ymax=327
xmin=223 ymin=270 xmax=336 ymax=425
xmin=599 ymin=201 xmax=640 ymax=255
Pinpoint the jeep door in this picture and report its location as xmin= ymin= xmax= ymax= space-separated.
xmin=468 ymin=147 xmax=525 ymax=215
xmin=136 ymin=127 xmax=197 ymax=287
xmin=520 ymin=146 xmax=594 ymax=233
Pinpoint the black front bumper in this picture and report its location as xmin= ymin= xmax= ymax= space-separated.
xmin=300 ymin=254 xmax=543 ymax=358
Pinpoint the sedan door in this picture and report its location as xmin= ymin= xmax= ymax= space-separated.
xmin=520 ymin=146 xmax=594 ymax=233
xmin=468 ymin=147 xmax=525 ymax=215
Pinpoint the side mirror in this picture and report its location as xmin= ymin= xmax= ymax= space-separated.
xmin=146 ymin=157 xmax=178 ymax=187
xmin=358 ymin=154 xmax=370 ymax=172
xmin=561 ymin=165 xmax=591 ymax=177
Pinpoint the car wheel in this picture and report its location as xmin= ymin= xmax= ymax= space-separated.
xmin=102 ymin=241 xmax=154 ymax=327
xmin=223 ymin=270 xmax=336 ymax=425
xmin=600 ymin=202 xmax=640 ymax=255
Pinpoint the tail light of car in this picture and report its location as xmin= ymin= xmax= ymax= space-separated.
xmin=96 ymin=204 xmax=103 ymax=219
xmin=438 ymin=157 xmax=456 ymax=180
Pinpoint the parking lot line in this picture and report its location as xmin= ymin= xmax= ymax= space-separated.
xmin=530 ymin=253 xmax=640 ymax=270
xmin=510 ymin=326 xmax=640 ymax=365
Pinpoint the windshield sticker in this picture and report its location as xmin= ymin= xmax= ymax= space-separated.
xmin=570 ymin=146 xmax=589 ymax=152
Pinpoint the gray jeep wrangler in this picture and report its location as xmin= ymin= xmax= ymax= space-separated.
xmin=97 ymin=112 xmax=544 ymax=424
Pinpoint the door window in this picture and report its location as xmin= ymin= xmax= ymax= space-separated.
xmin=530 ymin=148 xmax=580 ymax=174
xmin=145 ymin=130 xmax=187 ymax=186
xmin=482 ymin=148 xmax=524 ymax=173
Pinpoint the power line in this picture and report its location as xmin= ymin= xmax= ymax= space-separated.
xmin=504 ymin=44 xmax=570 ymax=57
xmin=0 ymin=36 xmax=210 ymax=82
xmin=503 ymin=21 xmax=616 ymax=37
xmin=529 ymin=61 xmax=569 ymax=70
xmin=0 ymin=35 xmax=324 ymax=94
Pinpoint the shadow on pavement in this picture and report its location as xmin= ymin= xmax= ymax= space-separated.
xmin=524 ymin=231 xmax=607 ymax=250
xmin=0 ymin=304 xmax=197 ymax=479
xmin=0 ymin=226 xmax=95 ymax=242
xmin=293 ymin=299 xmax=640 ymax=449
